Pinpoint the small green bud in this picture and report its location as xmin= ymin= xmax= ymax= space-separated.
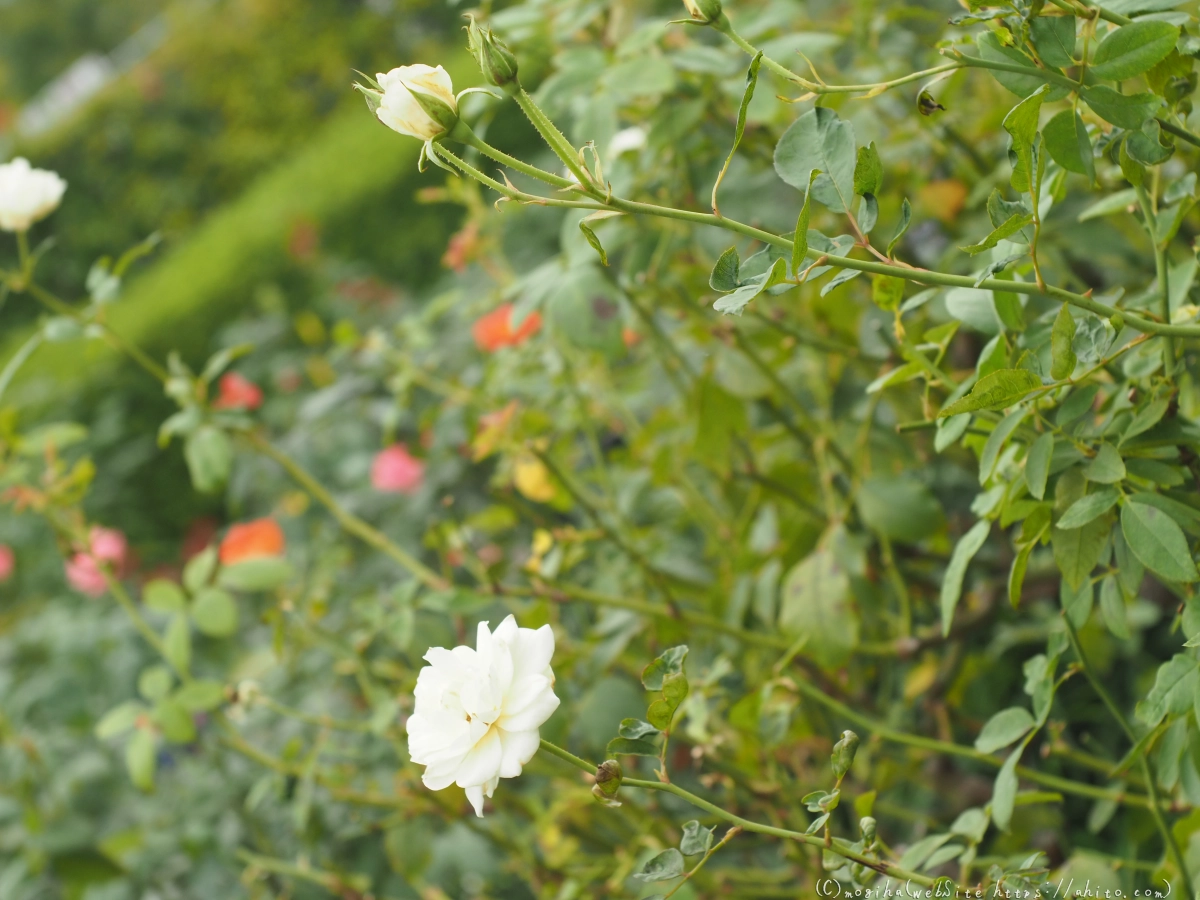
xmin=592 ymin=758 xmax=623 ymax=805
xmin=682 ymin=0 xmax=723 ymax=24
xmin=466 ymin=16 xmax=519 ymax=88
xmin=831 ymin=729 xmax=860 ymax=781
xmin=860 ymin=816 xmax=877 ymax=844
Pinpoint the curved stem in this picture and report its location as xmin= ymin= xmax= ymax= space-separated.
xmin=1134 ymin=183 xmax=1176 ymax=374
xmin=539 ymin=739 xmax=953 ymax=889
xmin=454 ymin=124 xmax=577 ymax=189
xmin=510 ymin=88 xmax=595 ymax=190
xmin=431 ymin=143 xmax=1200 ymax=339
xmin=101 ymin=568 xmax=192 ymax=682
xmin=1063 ymin=620 xmax=1194 ymax=900
xmin=243 ymin=430 xmax=450 ymax=591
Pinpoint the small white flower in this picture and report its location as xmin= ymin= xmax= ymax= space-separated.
xmin=407 ymin=615 xmax=559 ymax=817
xmin=0 ymin=158 xmax=66 ymax=232
xmin=375 ymin=64 xmax=458 ymax=141
xmin=608 ymin=127 xmax=647 ymax=160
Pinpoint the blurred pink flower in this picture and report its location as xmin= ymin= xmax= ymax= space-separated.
xmin=0 ymin=544 xmax=14 ymax=583
xmin=371 ymin=444 xmax=424 ymax=494
xmin=65 ymin=527 xmax=128 ymax=597
xmin=213 ymin=372 xmax=264 ymax=411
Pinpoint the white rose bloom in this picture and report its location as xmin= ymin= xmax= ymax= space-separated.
xmin=375 ymin=64 xmax=458 ymax=141
xmin=407 ymin=615 xmax=559 ymax=817
xmin=0 ymin=158 xmax=67 ymax=232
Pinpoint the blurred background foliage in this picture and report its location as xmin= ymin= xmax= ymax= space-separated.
xmin=2 ymin=0 xmax=1200 ymax=897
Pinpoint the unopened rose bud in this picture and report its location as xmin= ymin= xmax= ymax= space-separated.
xmin=593 ymin=758 xmax=623 ymax=805
xmin=682 ymin=0 xmax=722 ymax=23
xmin=363 ymin=64 xmax=459 ymax=141
xmin=831 ymin=729 xmax=860 ymax=781
xmin=467 ymin=17 xmax=519 ymax=89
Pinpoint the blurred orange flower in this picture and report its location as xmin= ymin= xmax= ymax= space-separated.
xmin=220 ymin=518 xmax=285 ymax=565
xmin=473 ymin=304 xmax=541 ymax=352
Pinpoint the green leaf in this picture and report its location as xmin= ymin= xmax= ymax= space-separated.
xmin=856 ymin=475 xmax=944 ymax=542
xmin=184 ymin=425 xmax=234 ymax=495
xmin=1003 ymin=86 xmax=1049 ymax=195
xmin=1091 ymin=21 xmax=1179 ymax=82
xmin=713 ymin=257 xmax=788 ymax=316
xmin=1121 ymin=499 xmax=1198 ymax=582
xmin=1050 ymin=305 xmax=1078 ymax=380
xmin=887 ymin=198 xmax=912 ymax=257
xmin=791 ymin=169 xmax=820 ymax=274
xmin=174 ymin=679 xmax=226 ymax=712
xmin=1077 ymin=187 xmax=1138 ymax=221
xmin=681 ymin=821 xmax=715 ymax=856
xmin=712 ymin=52 xmax=762 ymax=216
xmin=153 ymin=699 xmax=197 ymax=744
xmin=1025 ymin=433 xmax=1054 ymax=500
xmin=1057 ymin=487 xmax=1120 ymax=529
xmin=1052 ymin=513 xmax=1109 ymax=590
xmin=979 ymin=409 xmax=1027 ymax=485
xmin=126 ymin=728 xmax=156 ymax=792
xmin=960 ymin=212 xmax=1034 ymax=256
xmin=1099 ymin=576 xmax=1131 ymax=639
xmin=618 ymin=718 xmax=659 ymax=739
xmin=978 ymin=32 xmax=1060 ymax=97
xmin=940 ymin=520 xmax=991 ymax=636
xmin=95 ymin=701 xmax=144 ymax=740
xmin=1043 ymin=111 xmax=1095 ymax=180
xmin=871 ymin=274 xmax=905 ymax=311
xmin=183 ymin=546 xmax=218 ymax=592
xmin=1136 ymin=654 xmax=1200 ymax=726
xmin=646 ymin=671 xmax=689 ymax=730
xmin=605 ymin=737 xmax=660 ymax=757
xmin=854 ymin=141 xmax=882 ymax=196
xmin=190 ymin=587 xmax=239 ymax=637
xmin=779 ymin=538 xmax=860 ymax=668
xmin=1030 ymin=15 xmax=1077 ymax=68
xmin=143 ymin=579 xmax=186 ymax=614
xmin=218 ymin=557 xmax=293 ymax=591
xmin=991 ymin=741 xmax=1025 ymax=830
xmin=773 ymin=106 xmax=857 ymax=212
xmin=1061 ymin=577 xmax=1094 ymax=629
xmin=1125 ymin=120 xmax=1173 ymax=166
xmin=635 ymin=848 xmax=685 ymax=882
xmin=1083 ymin=442 xmax=1126 ymax=484
xmin=642 ymin=645 xmax=688 ymax=690
xmin=975 ymin=707 xmax=1036 ymax=753
xmin=163 ymin=613 xmax=191 ymax=675
xmin=1008 ymin=540 xmax=1037 ymax=608
xmin=138 ymin=665 xmax=174 ymax=702
xmin=709 ymin=247 xmax=740 ymax=292
xmin=938 ymin=369 xmax=1042 ymax=418
xmin=1082 ymin=86 xmax=1163 ymax=129
xmin=1114 ymin=525 xmax=1146 ymax=596
xmin=1122 ymin=395 xmax=1170 ymax=445
xmin=694 ymin=376 xmax=748 ymax=461
xmin=577 ymin=211 xmax=622 ymax=266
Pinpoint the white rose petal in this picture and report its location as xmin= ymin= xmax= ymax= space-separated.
xmin=0 ymin=158 xmax=67 ymax=232
xmin=406 ymin=615 xmax=559 ymax=817
xmin=375 ymin=64 xmax=458 ymax=141
xmin=608 ymin=126 xmax=647 ymax=161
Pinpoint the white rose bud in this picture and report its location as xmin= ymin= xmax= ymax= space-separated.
xmin=374 ymin=64 xmax=459 ymax=141
xmin=682 ymin=0 xmax=723 ymax=23
xmin=406 ymin=615 xmax=560 ymax=817
xmin=0 ymin=158 xmax=67 ymax=233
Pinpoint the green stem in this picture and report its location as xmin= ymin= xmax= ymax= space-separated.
xmin=102 ymin=568 xmax=192 ymax=682
xmin=244 ymin=430 xmax=449 ymax=591
xmin=430 ymin=144 xmax=1200 ymax=339
xmin=1134 ymin=184 xmax=1176 ymax=374
xmin=538 ymin=739 xmax=952 ymax=888
xmin=454 ymin=123 xmax=577 ymax=189
xmin=664 ymin=825 xmax=742 ymax=898
xmin=1063 ymin=620 xmax=1194 ymax=900
xmin=510 ymin=88 xmax=594 ymax=189
xmin=791 ymin=678 xmax=1156 ymax=809
xmin=0 ymin=331 xmax=43 ymax=404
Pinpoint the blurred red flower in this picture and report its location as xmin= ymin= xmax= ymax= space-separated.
xmin=213 ymin=372 xmax=264 ymax=411
xmin=371 ymin=444 xmax=425 ymax=494
xmin=65 ymin=527 xmax=128 ymax=597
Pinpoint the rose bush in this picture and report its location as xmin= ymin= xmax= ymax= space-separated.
xmin=4 ymin=0 xmax=1200 ymax=896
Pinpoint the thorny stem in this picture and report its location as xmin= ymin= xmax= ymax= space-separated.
xmin=1062 ymin=620 xmax=1194 ymax=900
xmin=429 ymin=143 xmax=1200 ymax=339
xmin=539 ymin=739 xmax=956 ymax=889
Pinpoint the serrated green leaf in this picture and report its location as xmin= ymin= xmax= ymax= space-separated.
xmin=642 ymin=645 xmax=688 ymax=690
xmin=991 ymin=741 xmax=1025 ymax=830
xmin=1083 ymin=443 xmax=1125 ymax=484
xmin=854 ymin=141 xmax=882 ymax=196
xmin=1082 ymin=85 xmax=1163 ymax=129
xmin=1099 ymin=576 xmax=1131 ymax=639
xmin=1136 ymin=654 xmax=1199 ymax=726
xmin=681 ymin=821 xmax=715 ymax=856
xmin=1091 ymin=21 xmax=1179 ymax=82
xmin=939 ymin=369 xmax=1042 ymax=417
xmin=976 ymin=707 xmax=1035 ymax=753
xmin=1050 ymin=305 xmax=1078 ymax=380
xmin=960 ymin=213 xmax=1034 ymax=256
xmin=1030 ymin=15 xmax=1077 ymax=68
xmin=635 ymin=848 xmax=685 ymax=882
xmin=1121 ymin=499 xmax=1198 ymax=582
xmin=1043 ymin=110 xmax=1095 ymax=180
xmin=774 ymin=106 xmax=857 ymax=212
xmin=605 ymin=736 xmax=660 ymax=757
xmin=710 ymin=247 xmax=740 ymax=292
xmin=1025 ymin=433 xmax=1054 ymax=500
xmin=1003 ymin=86 xmax=1048 ymax=195
xmin=1057 ymin=487 xmax=1120 ymax=529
